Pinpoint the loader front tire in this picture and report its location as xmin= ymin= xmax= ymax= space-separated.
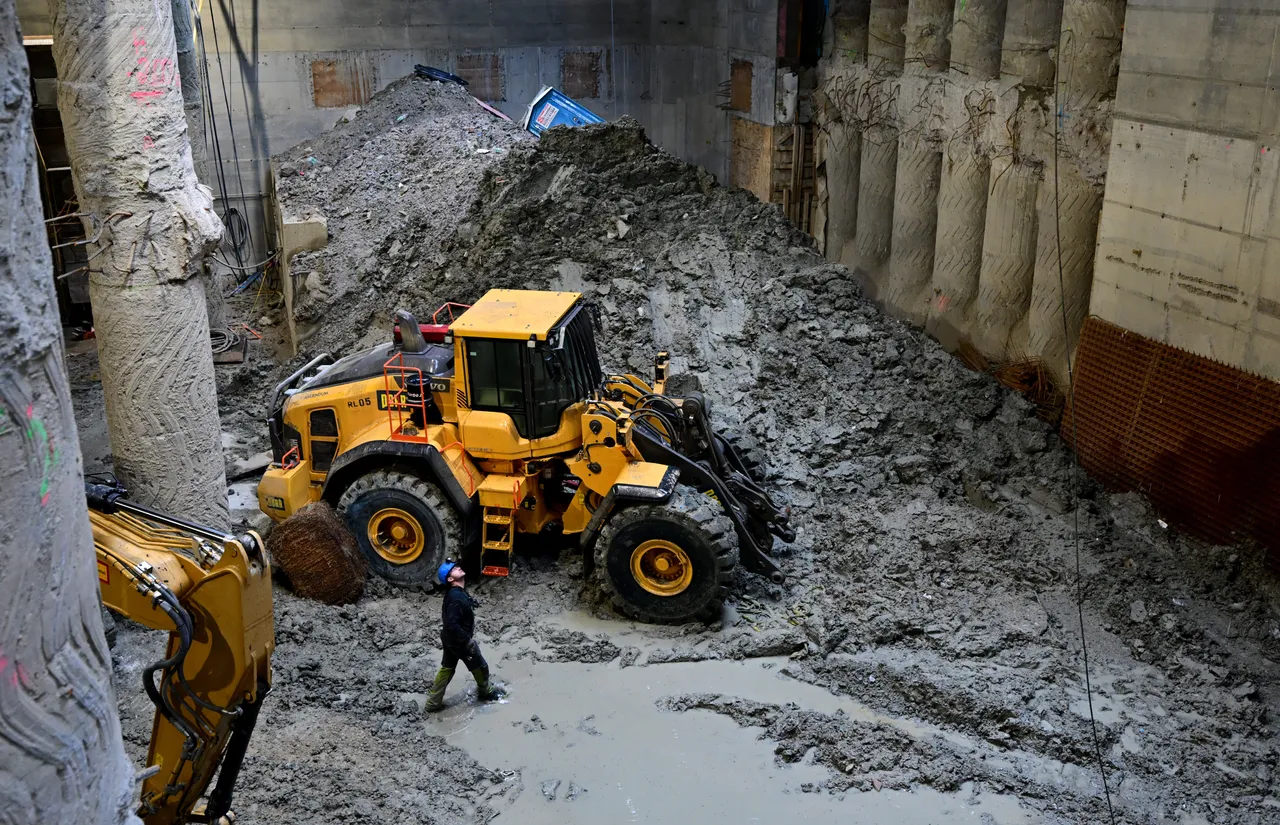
xmin=722 ymin=429 xmax=767 ymax=483
xmin=596 ymin=486 xmax=738 ymax=623
xmin=337 ymin=470 xmax=461 ymax=589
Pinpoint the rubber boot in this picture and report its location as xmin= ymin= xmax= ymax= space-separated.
xmin=470 ymin=666 xmax=506 ymax=701
xmin=424 ymin=667 xmax=455 ymax=712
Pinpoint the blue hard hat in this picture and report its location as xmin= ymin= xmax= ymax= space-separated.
xmin=437 ymin=561 xmax=458 ymax=585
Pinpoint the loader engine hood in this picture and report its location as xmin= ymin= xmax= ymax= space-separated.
xmin=298 ymin=342 xmax=454 ymax=394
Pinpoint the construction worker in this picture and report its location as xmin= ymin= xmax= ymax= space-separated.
xmin=424 ymin=560 xmax=505 ymax=712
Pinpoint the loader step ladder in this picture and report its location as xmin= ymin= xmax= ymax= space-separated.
xmin=481 ymin=506 xmax=514 ymax=576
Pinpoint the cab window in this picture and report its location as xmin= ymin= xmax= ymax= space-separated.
xmin=467 ymin=339 xmax=528 ymax=436
xmin=531 ymin=346 xmax=574 ymax=438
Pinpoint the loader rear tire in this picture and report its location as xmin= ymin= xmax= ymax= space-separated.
xmin=596 ymin=486 xmax=738 ymax=624
xmin=337 ymin=470 xmax=461 ymax=589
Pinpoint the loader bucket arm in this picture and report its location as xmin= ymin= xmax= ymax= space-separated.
xmin=625 ymin=421 xmax=789 ymax=584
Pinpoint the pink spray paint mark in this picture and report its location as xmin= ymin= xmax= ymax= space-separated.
xmin=143 ymin=135 xmax=156 ymax=150
xmin=16 ymin=664 xmax=32 ymax=689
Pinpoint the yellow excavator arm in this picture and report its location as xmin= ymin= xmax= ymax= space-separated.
xmin=88 ymin=480 xmax=274 ymax=825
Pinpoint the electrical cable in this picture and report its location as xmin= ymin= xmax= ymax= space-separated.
xmin=223 ymin=206 xmax=249 ymax=254
xmin=190 ymin=0 xmax=243 ymax=270
xmin=210 ymin=327 xmax=242 ymax=355
xmin=205 ymin=2 xmax=258 ymax=262
xmin=1052 ymin=29 xmax=1117 ymax=825
xmin=610 ymin=0 xmax=617 ymax=115
xmin=212 ymin=249 xmax=279 ymax=273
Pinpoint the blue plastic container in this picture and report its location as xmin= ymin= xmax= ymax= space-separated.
xmin=523 ymin=86 xmax=604 ymax=137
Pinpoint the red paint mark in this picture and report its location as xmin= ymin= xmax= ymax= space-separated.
xmin=16 ymin=664 xmax=32 ymax=689
xmin=127 ymin=30 xmax=178 ymax=106
xmin=936 ymin=294 xmax=951 ymax=311
xmin=142 ymin=135 xmax=155 ymax=150
xmin=25 ymin=404 xmax=33 ymax=419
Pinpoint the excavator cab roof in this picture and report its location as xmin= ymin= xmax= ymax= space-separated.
xmin=450 ymin=289 xmax=581 ymax=341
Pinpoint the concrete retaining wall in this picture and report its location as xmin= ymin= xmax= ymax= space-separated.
xmin=1088 ymin=0 xmax=1280 ymax=383
xmin=19 ymin=0 xmax=780 ymax=263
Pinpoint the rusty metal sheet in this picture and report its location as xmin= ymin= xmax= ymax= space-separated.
xmin=455 ymin=53 xmax=504 ymax=102
xmin=1063 ymin=317 xmax=1280 ymax=569
xmin=562 ymin=50 xmax=602 ymax=100
xmin=311 ymin=54 xmax=375 ymax=108
xmin=730 ymin=60 xmax=753 ymax=113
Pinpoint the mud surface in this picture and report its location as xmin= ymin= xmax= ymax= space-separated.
xmin=83 ymin=76 xmax=1280 ymax=824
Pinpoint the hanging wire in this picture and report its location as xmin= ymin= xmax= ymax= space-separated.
xmin=190 ymin=0 xmax=243 ymax=271
xmin=1053 ymin=27 xmax=1118 ymax=825
xmin=610 ymin=0 xmax=617 ymax=116
xmin=201 ymin=0 xmax=258 ymax=263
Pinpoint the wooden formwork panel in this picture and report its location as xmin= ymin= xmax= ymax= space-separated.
xmin=1064 ymin=317 xmax=1280 ymax=568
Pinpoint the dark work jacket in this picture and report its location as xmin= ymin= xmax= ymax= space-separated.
xmin=441 ymin=586 xmax=476 ymax=650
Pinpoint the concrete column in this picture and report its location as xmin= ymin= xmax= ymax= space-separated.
xmin=821 ymin=1 xmax=871 ymax=267
xmin=1027 ymin=155 xmax=1102 ymax=384
xmin=0 ymin=6 xmax=139 ymax=820
xmin=904 ymin=0 xmax=953 ymax=71
xmin=826 ymin=123 xmax=863 ymax=267
xmin=1000 ymin=0 xmax=1062 ymax=88
xmin=1020 ymin=0 xmax=1120 ymax=383
xmin=52 ymin=0 xmax=229 ymax=527
xmin=829 ymin=0 xmax=873 ymax=61
xmin=886 ymin=142 xmax=943 ymax=324
xmin=869 ymin=0 xmax=909 ymax=70
xmin=853 ymin=126 xmax=899 ymax=292
xmin=928 ymin=149 xmax=990 ymax=346
xmin=974 ymin=157 xmax=1039 ymax=359
xmin=884 ymin=0 xmax=950 ymax=323
xmin=1059 ymin=0 xmax=1125 ymax=110
xmin=951 ymin=0 xmax=1009 ymax=79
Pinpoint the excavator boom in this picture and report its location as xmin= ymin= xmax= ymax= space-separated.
xmin=89 ymin=480 xmax=274 ymax=825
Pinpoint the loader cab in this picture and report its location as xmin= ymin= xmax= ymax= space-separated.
xmin=451 ymin=290 xmax=602 ymax=455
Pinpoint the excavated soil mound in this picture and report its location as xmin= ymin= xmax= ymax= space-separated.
xmin=267 ymin=502 xmax=367 ymax=605
xmin=273 ymin=76 xmax=530 ymax=357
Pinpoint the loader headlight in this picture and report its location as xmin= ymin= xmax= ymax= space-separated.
xmin=613 ymin=467 xmax=681 ymax=501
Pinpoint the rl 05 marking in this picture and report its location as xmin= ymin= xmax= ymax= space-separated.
xmin=347 ymin=396 xmax=372 ymax=409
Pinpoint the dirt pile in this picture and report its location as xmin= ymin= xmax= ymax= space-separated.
xmin=273 ymin=76 xmax=530 ymax=358
xmin=410 ymin=120 xmax=1277 ymax=822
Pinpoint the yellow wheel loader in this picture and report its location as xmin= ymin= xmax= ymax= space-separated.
xmin=257 ymin=289 xmax=793 ymax=622
xmin=88 ymin=478 xmax=274 ymax=824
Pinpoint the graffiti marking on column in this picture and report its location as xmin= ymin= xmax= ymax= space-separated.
xmin=25 ymin=404 xmax=59 ymax=507
xmin=129 ymin=28 xmax=179 ymax=104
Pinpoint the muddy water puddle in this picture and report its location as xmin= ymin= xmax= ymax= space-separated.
xmin=410 ymin=617 xmax=1036 ymax=824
